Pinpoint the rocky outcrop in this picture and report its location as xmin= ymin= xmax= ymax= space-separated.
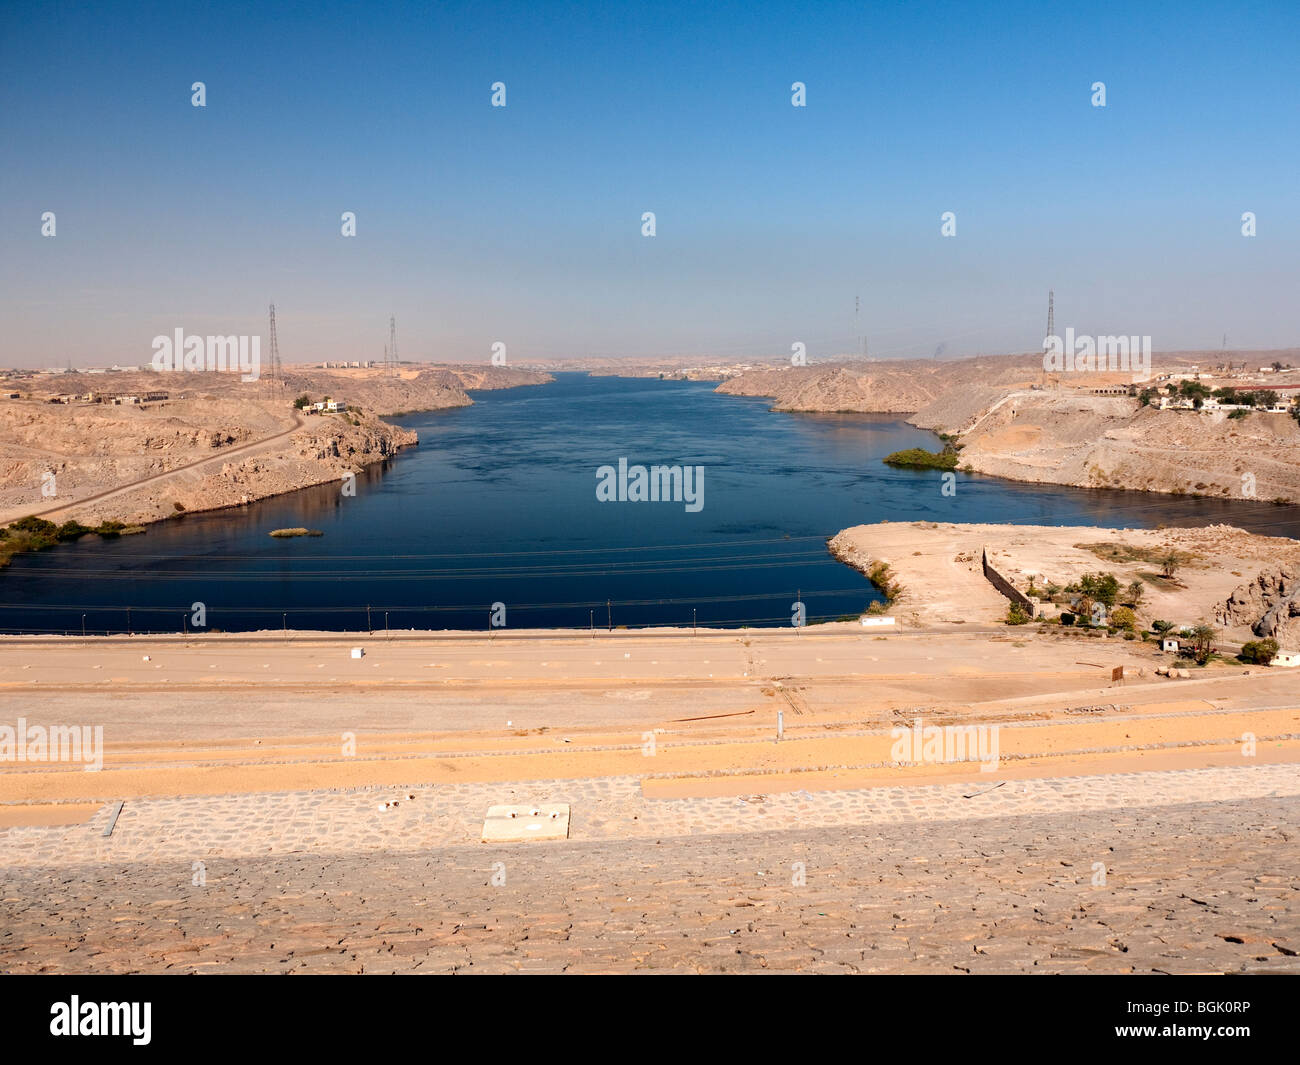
xmin=0 ymin=365 xmax=553 ymax=529
xmin=944 ymin=393 xmax=1300 ymax=503
xmin=718 ymin=364 xmax=943 ymax=413
xmin=1217 ymin=568 xmax=1300 ymax=646
xmin=717 ymin=356 xmax=1046 ymax=415
xmin=285 ymin=365 xmax=554 ymax=417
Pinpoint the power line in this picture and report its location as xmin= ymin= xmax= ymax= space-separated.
xmin=17 ymin=534 xmax=836 ymax=563
xmin=0 ymin=586 xmax=872 ymax=615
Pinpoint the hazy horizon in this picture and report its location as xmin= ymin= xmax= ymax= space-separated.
xmin=3 ymin=0 xmax=1298 ymax=368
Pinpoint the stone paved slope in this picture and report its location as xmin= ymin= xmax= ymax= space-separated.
xmin=2 ymin=792 xmax=1295 ymax=974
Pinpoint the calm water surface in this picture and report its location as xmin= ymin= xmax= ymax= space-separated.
xmin=3 ymin=373 xmax=1297 ymax=633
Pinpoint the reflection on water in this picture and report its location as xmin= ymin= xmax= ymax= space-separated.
xmin=2 ymin=373 xmax=1297 ymax=633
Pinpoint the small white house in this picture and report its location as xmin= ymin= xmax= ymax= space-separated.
xmin=1161 ymin=637 xmax=1180 ymax=653
xmin=1272 ymin=649 xmax=1300 ymax=668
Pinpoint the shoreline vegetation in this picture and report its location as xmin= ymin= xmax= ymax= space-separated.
xmin=882 ymin=445 xmax=961 ymax=470
xmin=0 ymin=515 xmax=144 ymax=569
xmin=270 ymin=528 xmax=324 ymax=538
xmin=863 ymin=560 xmax=904 ymax=614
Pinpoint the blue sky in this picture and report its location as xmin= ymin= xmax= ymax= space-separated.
xmin=1 ymin=0 xmax=1297 ymax=366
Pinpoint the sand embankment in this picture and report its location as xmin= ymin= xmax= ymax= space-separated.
xmin=829 ymin=520 xmax=1300 ymax=640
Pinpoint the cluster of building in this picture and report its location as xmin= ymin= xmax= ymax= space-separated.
xmin=1159 ymin=634 xmax=1300 ymax=667
xmin=1151 ymin=393 xmax=1295 ymax=413
xmin=6 ymin=390 xmax=172 ymax=406
xmin=23 ymin=365 xmax=144 ymax=374
xmin=318 ymin=361 xmax=374 ymax=369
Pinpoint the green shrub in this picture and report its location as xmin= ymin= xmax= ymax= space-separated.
xmin=882 ymin=447 xmax=959 ymax=470
xmin=9 ymin=515 xmax=58 ymax=539
xmin=1109 ymin=606 xmax=1137 ymax=632
xmin=1239 ymin=638 xmax=1279 ymax=665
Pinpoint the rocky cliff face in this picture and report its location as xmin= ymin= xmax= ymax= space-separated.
xmin=1217 ymin=568 xmax=1300 ymax=646
xmin=66 ymin=409 xmax=419 ymax=527
xmin=0 ymin=366 xmax=552 ymax=531
xmin=948 ymin=393 xmax=1300 ymax=503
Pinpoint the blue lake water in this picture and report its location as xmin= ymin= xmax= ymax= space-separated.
xmin=2 ymin=372 xmax=1297 ymax=634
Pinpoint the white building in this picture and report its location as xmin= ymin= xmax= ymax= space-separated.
xmin=1272 ymin=649 xmax=1300 ymax=668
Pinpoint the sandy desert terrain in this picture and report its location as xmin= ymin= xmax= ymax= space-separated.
xmin=0 ymin=365 xmax=550 ymax=529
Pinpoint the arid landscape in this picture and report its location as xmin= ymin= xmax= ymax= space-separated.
xmin=712 ymin=352 xmax=1300 ymax=503
xmin=0 ymin=365 xmax=551 ymax=529
xmin=9 ymin=0 xmax=1300 ymax=1035
xmin=4 ymin=350 xmax=1296 ymax=536
xmin=3 ymin=500 xmax=1299 ymax=972
xmin=2 ymin=616 xmax=1298 ymax=973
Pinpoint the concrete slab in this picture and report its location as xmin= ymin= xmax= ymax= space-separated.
xmin=0 ymin=802 xmax=101 ymax=829
xmin=482 ymin=803 xmax=570 ymax=843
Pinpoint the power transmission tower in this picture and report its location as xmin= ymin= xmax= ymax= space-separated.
xmin=855 ymin=294 xmax=863 ymax=358
xmin=388 ymin=315 xmax=398 ymax=377
xmin=1043 ymin=289 xmax=1055 ymax=388
xmin=267 ymin=303 xmax=283 ymax=395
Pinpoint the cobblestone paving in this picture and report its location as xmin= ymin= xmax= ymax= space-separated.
xmin=2 ymin=795 xmax=1296 ymax=973
xmin=2 ymin=761 xmax=1298 ymax=867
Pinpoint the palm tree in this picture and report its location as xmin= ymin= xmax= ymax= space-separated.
xmin=1191 ymin=622 xmax=1217 ymax=665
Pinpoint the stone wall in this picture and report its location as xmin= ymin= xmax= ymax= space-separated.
xmin=982 ymin=547 xmax=1035 ymax=618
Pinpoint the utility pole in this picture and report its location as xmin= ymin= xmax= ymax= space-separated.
xmin=607 ymin=599 xmax=612 ymax=632
xmin=388 ymin=316 xmax=398 ymax=378
xmin=366 ymin=604 xmax=372 ymax=634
